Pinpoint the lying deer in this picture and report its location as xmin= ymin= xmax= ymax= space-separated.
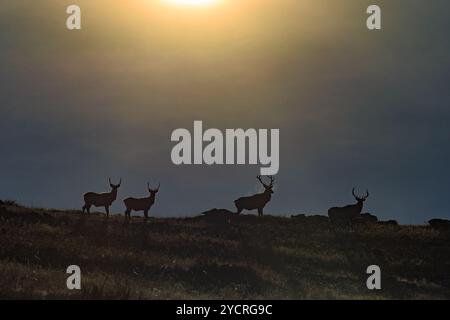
xmin=82 ymin=178 xmax=121 ymax=217
xmin=235 ymin=175 xmax=275 ymax=217
xmin=328 ymin=187 xmax=369 ymax=229
xmin=124 ymin=182 xmax=160 ymax=221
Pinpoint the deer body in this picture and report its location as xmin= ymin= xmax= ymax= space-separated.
xmin=235 ymin=176 xmax=274 ymax=217
xmin=328 ymin=202 xmax=363 ymax=220
xmin=124 ymin=183 xmax=159 ymax=221
xmin=82 ymin=178 xmax=121 ymax=217
xmin=328 ymin=188 xmax=369 ymax=228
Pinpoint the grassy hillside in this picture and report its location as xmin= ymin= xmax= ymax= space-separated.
xmin=0 ymin=203 xmax=449 ymax=299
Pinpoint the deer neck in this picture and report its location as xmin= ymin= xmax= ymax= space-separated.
xmin=355 ymin=200 xmax=364 ymax=213
xmin=149 ymin=193 xmax=156 ymax=203
xmin=263 ymin=189 xmax=272 ymax=201
xmin=111 ymin=188 xmax=118 ymax=201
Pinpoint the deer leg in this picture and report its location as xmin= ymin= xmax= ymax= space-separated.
xmin=144 ymin=210 xmax=149 ymax=222
xmin=105 ymin=206 xmax=110 ymax=217
xmin=86 ymin=204 xmax=91 ymax=215
xmin=125 ymin=208 xmax=130 ymax=219
xmin=82 ymin=204 xmax=86 ymax=214
xmin=258 ymin=208 xmax=263 ymax=217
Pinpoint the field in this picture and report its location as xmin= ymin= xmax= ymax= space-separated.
xmin=0 ymin=203 xmax=449 ymax=300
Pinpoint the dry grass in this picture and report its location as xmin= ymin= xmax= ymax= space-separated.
xmin=0 ymin=204 xmax=449 ymax=300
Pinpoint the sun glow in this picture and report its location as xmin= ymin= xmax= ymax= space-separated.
xmin=163 ymin=0 xmax=220 ymax=7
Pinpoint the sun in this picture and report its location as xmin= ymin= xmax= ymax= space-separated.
xmin=163 ymin=0 xmax=220 ymax=7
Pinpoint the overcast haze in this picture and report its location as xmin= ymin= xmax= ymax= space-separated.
xmin=1 ymin=0 xmax=450 ymax=223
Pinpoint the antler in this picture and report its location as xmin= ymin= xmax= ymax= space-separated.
xmin=257 ymin=175 xmax=274 ymax=188
xmin=267 ymin=176 xmax=275 ymax=187
xmin=257 ymin=175 xmax=268 ymax=188
xmin=109 ymin=178 xmax=121 ymax=187
xmin=148 ymin=182 xmax=160 ymax=192
xmin=352 ymin=187 xmax=369 ymax=200
xmin=363 ymin=189 xmax=369 ymax=199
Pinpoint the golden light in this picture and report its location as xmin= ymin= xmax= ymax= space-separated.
xmin=162 ymin=0 xmax=220 ymax=7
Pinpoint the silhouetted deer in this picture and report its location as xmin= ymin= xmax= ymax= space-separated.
xmin=235 ymin=175 xmax=275 ymax=217
xmin=328 ymin=187 xmax=369 ymax=229
xmin=124 ymin=182 xmax=160 ymax=222
xmin=82 ymin=178 xmax=121 ymax=217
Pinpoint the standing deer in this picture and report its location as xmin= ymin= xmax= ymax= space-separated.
xmin=235 ymin=175 xmax=275 ymax=217
xmin=124 ymin=182 xmax=160 ymax=221
xmin=82 ymin=178 xmax=121 ymax=217
xmin=328 ymin=187 xmax=369 ymax=229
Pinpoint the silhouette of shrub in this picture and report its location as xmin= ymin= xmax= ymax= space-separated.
xmin=0 ymin=199 xmax=20 ymax=207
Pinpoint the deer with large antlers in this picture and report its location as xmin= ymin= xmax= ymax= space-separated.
xmin=234 ymin=175 xmax=275 ymax=217
xmin=328 ymin=187 xmax=369 ymax=229
xmin=124 ymin=182 xmax=160 ymax=222
xmin=82 ymin=178 xmax=121 ymax=217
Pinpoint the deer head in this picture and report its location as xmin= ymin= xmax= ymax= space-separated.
xmin=257 ymin=175 xmax=275 ymax=194
xmin=147 ymin=182 xmax=160 ymax=196
xmin=352 ymin=187 xmax=369 ymax=203
xmin=109 ymin=178 xmax=122 ymax=190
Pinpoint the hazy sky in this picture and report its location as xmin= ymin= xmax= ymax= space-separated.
xmin=1 ymin=0 xmax=450 ymax=223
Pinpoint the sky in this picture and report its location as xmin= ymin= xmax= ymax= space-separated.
xmin=1 ymin=0 xmax=450 ymax=224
